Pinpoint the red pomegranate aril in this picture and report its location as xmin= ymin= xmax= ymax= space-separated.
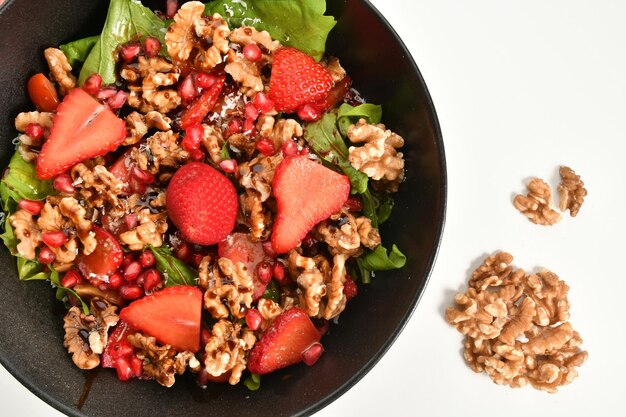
xmin=183 ymin=123 xmax=204 ymax=152
xmin=42 ymin=231 xmax=68 ymax=248
xmin=82 ymin=73 xmax=103 ymax=95
xmin=178 ymin=75 xmax=197 ymax=102
xmin=256 ymin=137 xmax=275 ymax=156
xmin=343 ymin=275 xmax=358 ymax=301
xmin=255 ymin=262 xmax=272 ymax=285
xmin=191 ymin=253 xmax=204 ymax=268
xmin=271 ymin=262 xmax=286 ymax=282
xmin=281 ymin=139 xmax=298 ymax=157
xmin=302 ymin=342 xmax=324 ymax=366
xmin=225 ymin=117 xmax=243 ymax=136
xmin=110 ymin=340 xmax=134 ymax=360
xmin=95 ymin=87 xmax=117 ymax=101
xmin=61 ymin=270 xmax=82 ymax=288
xmin=243 ymin=43 xmax=262 ymax=62
xmin=165 ymin=0 xmax=179 ymax=18
xmin=316 ymin=320 xmax=330 ymax=337
xmin=123 ymin=261 xmax=142 ymax=281
xmin=195 ymin=72 xmax=217 ymax=90
xmin=141 ymin=268 xmax=162 ymax=292
xmin=218 ymin=159 xmax=237 ymax=173
xmin=299 ymin=146 xmax=310 ymax=156
xmin=128 ymin=176 xmax=147 ymax=195
xmin=252 ymin=92 xmax=275 ymax=114
xmin=24 ymin=123 xmax=44 ymax=140
xmin=125 ymin=213 xmax=139 ymax=230
xmin=114 ymin=356 xmax=134 ymax=381
xmin=143 ymin=37 xmax=161 ymax=58
xmin=108 ymin=272 xmax=123 ymax=289
xmin=130 ymin=356 xmax=144 ymax=377
xmin=53 ymin=174 xmax=75 ymax=194
xmin=243 ymin=118 xmax=256 ymax=136
xmin=123 ymin=252 xmax=137 ymax=267
xmin=120 ymin=285 xmax=143 ymax=300
xmin=198 ymin=369 xmax=209 ymax=386
xmin=106 ymin=90 xmax=127 ymax=110
xmin=245 ymin=308 xmax=263 ymax=331
xmin=38 ymin=246 xmax=55 ymax=264
xmin=201 ymin=328 xmax=211 ymax=347
xmin=344 ymin=196 xmax=364 ymax=212
xmin=190 ymin=149 xmax=204 ymax=161
xmin=262 ymin=240 xmax=276 ymax=257
xmin=139 ymin=250 xmax=155 ymax=268
xmin=130 ymin=165 xmax=155 ymax=185
xmin=120 ymin=43 xmax=142 ymax=63
xmin=175 ymin=242 xmax=192 ymax=262
xmin=245 ymin=102 xmax=259 ymax=121
xmin=18 ymin=199 xmax=44 ymax=215
xmin=297 ymin=103 xmax=322 ymax=121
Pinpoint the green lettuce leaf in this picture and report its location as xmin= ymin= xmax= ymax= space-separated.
xmin=60 ymin=35 xmax=100 ymax=68
xmin=337 ymin=103 xmax=382 ymax=136
xmin=79 ymin=0 xmax=167 ymax=84
xmin=17 ymin=256 xmax=50 ymax=281
xmin=204 ymin=0 xmax=336 ymax=61
xmin=50 ymin=269 xmax=90 ymax=315
xmin=149 ymin=246 xmax=197 ymax=286
xmin=357 ymin=244 xmax=407 ymax=284
xmin=0 ymin=215 xmax=17 ymax=255
xmin=0 ymin=151 xmax=53 ymax=209
xmin=244 ymin=373 xmax=261 ymax=391
xmin=262 ymin=279 xmax=280 ymax=303
xmin=376 ymin=193 xmax=394 ymax=224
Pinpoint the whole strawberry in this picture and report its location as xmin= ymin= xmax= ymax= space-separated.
xmin=268 ymin=47 xmax=334 ymax=113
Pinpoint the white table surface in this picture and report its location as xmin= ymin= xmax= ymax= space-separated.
xmin=2 ymin=0 xmax=625 ymax=416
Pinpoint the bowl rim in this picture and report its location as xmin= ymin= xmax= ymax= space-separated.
xmin=0 ymin=0 xmax=447 ymax=416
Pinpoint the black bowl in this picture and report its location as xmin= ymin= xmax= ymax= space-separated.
xmin=0 ymin=0 xmax=446 ymax=416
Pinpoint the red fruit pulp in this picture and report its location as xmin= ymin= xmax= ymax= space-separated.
xmin=77 ymin=226 xmax=124 ymax=279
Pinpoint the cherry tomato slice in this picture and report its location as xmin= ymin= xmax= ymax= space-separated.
xmin=27 ymin=73 xmax=60 ymax=112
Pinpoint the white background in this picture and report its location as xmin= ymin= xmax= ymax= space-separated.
xmin=1 ymin=0 xmax=625 ymax=416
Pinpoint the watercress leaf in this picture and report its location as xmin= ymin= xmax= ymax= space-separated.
xmin=0 ymin=215 xmax=17 ymax=255
xmin=0 ymin=151 xmax=54 ymax=209
xmin=244 ymin=373 xmax=261 ymax=391
xmin=60 ymin=35 xmax=100 ymax=68
xmin=356 ymin=257 xmax=371 ymax=284
xmin=149 ymin=245 xmax=197 ymax=287
xmin=262 ymin=279 xmax=280 ymax=303
xmin=360 ymin=188 xmax=378 ymax=228
xmin=376 ymin=193 xmax=394 ymax=224
xmin=204 ymin=0 xmax=336 ymax=61
xmin=220 ymin=141 xmax=231 ymax=160
xmin=50 ymin=268 xmax=90 ymax=314
xmin=359 ymin=244 xmax=406 ymax=271
xmin=17 ymin=256 xmax=49 ymax=281
xmin=337 ymin=103 xmax=383 ymax=136
xmin=79 ymin=0 xmax=168 ymax=84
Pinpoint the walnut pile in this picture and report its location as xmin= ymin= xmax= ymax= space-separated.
xmin=204 ymin=319 xmax=256 ymax=385
xmin=513 ymin=178 xmax=562 ymax=226
xmin=558 ymin=166 xmax=587 ymax=217
xmin=315 ymin=209 xmax=380 ymax=257
xmin=201 ymin=257 xmax=253 ymax=319
xmin=347 ymin=118 xmax=405 ymax=192
xmin=122 ymin=56 xmax=181 ymax=114
xmin=70 ymin=159 xmax=125 ymax=216
xmin=124 ymin=111 xmax=172 ymax=145
xmin=445 ymin=252 xmax=587 ymax=392
xmin=63 ymin=298 xmax=118 ymax=370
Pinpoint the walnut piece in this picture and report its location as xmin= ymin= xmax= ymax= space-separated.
xmin=44 ymin=47 xmax=76 ymax=95
xmin=59 ymin=197 xmax=97 ymax=256
xmin=9 ymin=209 xmax=41 ymax=260
xmin=325 ymin=57 xmax=346 ymax=83
xmin=71 ymin=161 xmax=125 ymax=215
xmin=15 ymin=111 xmax=54 ymax=132
xmin=225 ymin=49 xmax=264 ymax=96
xmin=558 ymin=166 xmax=587 ymax=217
xmin=316 ymin=209 xmax=380 ymax=257
xmin=132 ymin=131 xmax=189 ymax=178
xmin=203 ymin=258 xmax=253 ymax=319
xmin=446 ymin=252 xmax=587 ymax=392
xmin=204 ymin=319 xmax=256 ymax=385
xmin=229 ymin=26 xmax=280 ymax=53
xmin=63 ymin=298 xmax=118 ymax=370
xmin=124 ymin=111 xmax=172 ymax=145
xmin=514 ymin=178 xmax=561 ymax=226
xmin=257 ymin=298 xmax=284 ymax=331
xmin=201 ymin=124 xmax=225 ymax=164
xmin=123 ymin=56 xmax=181 ymax=114
xmin=119 ymin=208 xmax=168 ymax=250
xmin=347 ymin=119 xmax=405 ymax=192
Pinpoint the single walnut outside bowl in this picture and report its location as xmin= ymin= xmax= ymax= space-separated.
xmin=0 ymin=0 xmax=446 ymax=416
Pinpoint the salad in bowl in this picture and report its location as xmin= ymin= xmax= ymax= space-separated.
xmin=1 ymin=0 xmax=408 ymax=390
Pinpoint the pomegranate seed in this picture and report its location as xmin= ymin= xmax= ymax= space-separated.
xmin=165 ymin=0 xmax=179 ymax=18
xmin=175 ymin=242 xmax=192 ymax=263
xmin=178 ymin=75 xmax=197 ymax=103
xmin=139 ymin=251 xmax=155 ymax=268
xmin=61 ymin=270 xmax=82 ymax=288
xmin=42 ymin=231 xmax=68 ymax=248
xmin=141 ymin=268 xmax=162 ymax=292
xmin=120 ymin=285 xmax=143 ymax=300
xmin=198 ymin=369 xmax=209 ymax=386
xmin=24 ymin=123 xmax=44 ymax=140
xmin=125 ymin=213 xmax=138 ymax=230
xmin=243 ymin=43 xmax=263 ymax=62
xmin=143 ymin=37 xmax=161 ymax=58
xmin=344 ymin=196 xmax=364 ymax=212
xmin=299 ymin=146 xmax=310 ymax=156
xmin=245 ymin=308 xmax=263 ymax=331
xmin=123 ymin=261 xmax=142 ymax=281
xmin=256 ymin=137 xmax=275 ymax=156
xmin=108 ymin=272 xmax=123 ymax=289
xmin=106 ymin=90 xmax=127 ymax=110
xmin=281 ymin=140 xmax=298 ymax=157
xmin=218 ymin=159 xmax=237 ymax=173
xmin=123 ymin=252 xmax=137 ymax=267
xmin=110 ymin=340 xmax=133 ymax=360
xmin=190 ymin=149 xmax=204 ymax=161
xmin=262 ymin=240 xmax=276 ymax=257
xmin=119 ymin=43 xmax=142 ymax=63
xmin=130 ymin=356 xmax=144 ymax=377
xmin=114 ymin=356 xmax=134 ymax=381
xmin=255 ymin=262 xmax=272 ymax=285
xmin=297 ymin=103 xmax=322 ymax=121
xmin=343 ymin=276 xmax=358 ymax=301
xmin=271 ymin=262 xmax=286 ymax=281
xmin=252 ymin=92 xmax=275 ymax=114
xmin=38 ymin=246 xmax=55 ymax=265
xmin=95 ymin=87 xmax=117 ymax=101
xmin=201 ymin=328 xmax=211 ymax=347
xmin=245 ymin=102 xmax=259 ymax=121
xmin=316 ymin=320 xmax=330 ymax=337
xmin=195 ymin=72 xmax=217 ymax=90
xmin=128 ymin=176 xmax=147 ymax=195
xmin=243 ymin=118 xmax=256 ymax=136
xmin=183 ymin=123 xmax=204 ymax=152
xmin=18 ymin=199 xmax=44 ymax=215
xmin=82 ymin=73 xmax=103 ymax=95
xmin=53 ymin=174 xmax=75 ymax=194
xmin=130 ymin=165 xmax=155 ymax=185
xmin=302 ymin=342 xmax=324 ymax=366
xmin=191 ymin=253 xmax=204 ymax=268
xmin=225 ymin=117 xmax=243 ymax=136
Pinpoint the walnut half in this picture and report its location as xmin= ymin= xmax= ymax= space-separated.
xmin=513 ymin=178 xmax=561 ymax=226
xmin=558 ymin=166 xmax=587 ymax=217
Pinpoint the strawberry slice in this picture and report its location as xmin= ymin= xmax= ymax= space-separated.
xmin=76 ymin=226 xmax=123 ymax=279
xmin=271 ymin=156 xmax=350 ymax=254
xmin=102 ymin=321 xmax=132 ymax=368
xmin=247 ymin=307 xmax=322 ymax=375
xmin=119 ymin=286 xmax=203 ymax=352
xmin=36 ymin=88 xmax=126 ymax=179
xmin=180 ymin=74 xmax=225 ymax=129
xmin=268 ymin=47 xmax=334 ymax=113
xmin=218 ymin=233 xmax=270 ymax=300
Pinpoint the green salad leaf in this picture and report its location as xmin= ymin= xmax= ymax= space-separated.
xmin=50 ymin=268 xmax=90 ymax=315
xmin=357 ymin=244 xmax=407 ymax=284
xmin=337 ymin=103 xmax=382 ymax=136
xmin=0 ymin=216 xmax=17 ymax=255
xmin=204 ymin=0 xmax=336 ymax=61
xmin=243 ymin=373 xmax=261 ymax=391
xmin=17 ymin=256 xmax=50 ymax=281
xmin=262 ymin=279 xmax=280 ymax=303
xmin=79 ymin=0 xmax=168 ymax=84
xmin=149 ymin=246 xmax=197 ymax=287
xmin=60 ymin=35 xmax=100 ymax=68
xmin=0 ymin=151 xmax=53 ymax=209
